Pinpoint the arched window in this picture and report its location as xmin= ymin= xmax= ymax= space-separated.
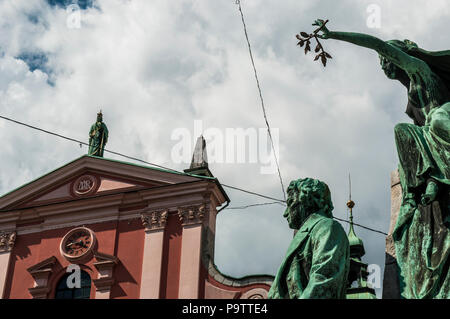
xmin=55 ymin=270 xmax=91 ymax=299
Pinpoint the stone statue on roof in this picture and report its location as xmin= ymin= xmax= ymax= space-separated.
xmin=88 ymin=111 xmax=108 ymax=157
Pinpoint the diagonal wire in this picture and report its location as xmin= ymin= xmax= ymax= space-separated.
xmin=235 ymin=0 xmax=286 ymax=201
xmin=333 ymin=216 xmax=388 ymax=236
xmin=225 ymin=201 xmax=285 ymax=210
xmin=0 ymin=114 xmax=284 ymax=203
xmin=0 ymin=114 xmax=388 ymax=236
xmin=0 ymin=115 xmax=179 ymax=173
xmin=221 ymin=183 xmax=285 ymax=203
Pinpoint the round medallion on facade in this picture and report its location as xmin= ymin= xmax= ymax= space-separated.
xmin=60 ymin=227 xmax=96 ymax=262
xmin=72 ymin=175 xmax=97 ymax=196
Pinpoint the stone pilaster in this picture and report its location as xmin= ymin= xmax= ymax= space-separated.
xmin=178 ymin=204 xmax=206 ymax=299
xmin=382 ymin=170 xmax=401 ymax=299
xmin=0 ymin=231 xmax=16 ymax=298
xmin=139 ymin=210 xmax=168 ymax=299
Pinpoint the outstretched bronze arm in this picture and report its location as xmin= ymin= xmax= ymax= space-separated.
xmin=313 ymin=19 xmax=428 ymax=74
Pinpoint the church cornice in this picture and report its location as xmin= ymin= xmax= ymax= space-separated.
xmin=0 ymin=179 xmax=225 ymax=236
xmin=0 ymin=155 xmax=221 ymax=211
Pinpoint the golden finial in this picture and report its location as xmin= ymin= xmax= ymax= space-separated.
xmin=347 ymin=200 xmax=355 ymax=209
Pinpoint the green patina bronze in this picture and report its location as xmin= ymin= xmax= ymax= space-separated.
xmin=268 ymin=178 xmax=350 ymax=299
xmin=311 ymin=20 xmax=450 ymax=298
xmin=88 ymin=111 xmax=108 ymax=157
xmin=345 ymin=199 xmax=377 ymax=299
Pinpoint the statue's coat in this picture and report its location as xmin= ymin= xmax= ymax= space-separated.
xmin=269 ymin=211 xmax=350 ymax=299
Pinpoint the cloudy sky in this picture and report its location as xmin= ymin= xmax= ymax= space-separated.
xmin=1 ymin=0 xmax=449 ymax=298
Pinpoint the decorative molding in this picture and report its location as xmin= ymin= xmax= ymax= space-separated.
xmin=28 ymin=286 xmax=51 ymax=299
xmin=27 ymin=256 xmax=58 ymax=299
xmin=16 ymin=213 xmax=123 ymax=236
xmin=71 ymin=174 xmax=99 ymax=197
xmin=94 ymin=251 xmax=119 ymax=264
xmin=0 ymin=155 xmax=209 ymax=210
xmin=92 ymin=252 xmax=119 ymax=295
xmin=177 ymin=204 xmax=206 ymax=226
xmin=205 ymin=280 xmax=239 ymax=299
xmin=0 ymin=231 xmax=16 ymax=253
xmin=93 ymin=277 xmax=115 ymax=291
xmin=141 ymin=210 xmax=168 ymax=231
xmin=240 ymin=288 xmax=268 ymax=299
xmin=207 ymin=260 xmax=274 ymax=288
xmin=93 ymin=252 xmax=118 ymax=276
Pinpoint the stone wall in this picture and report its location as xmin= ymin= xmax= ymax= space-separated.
xmin=382 ymin=170 xmax=401 ymax=299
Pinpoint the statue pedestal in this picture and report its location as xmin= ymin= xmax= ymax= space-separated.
xmin=382 ymin=170 xmax=402 ymax=299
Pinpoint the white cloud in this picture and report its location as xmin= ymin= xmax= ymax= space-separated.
xmin=1 ymin=0 xmax=449 ymax=298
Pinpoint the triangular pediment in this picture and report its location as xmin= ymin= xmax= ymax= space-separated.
xmin=27 ymin=256 xmax=57 ymax=273
xmin=94 ymin=252 xmax=118 ymax=263
xmin=0 ymin=155 xmax=207 ymax=210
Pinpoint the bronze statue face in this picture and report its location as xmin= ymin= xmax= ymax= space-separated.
xmin=283 ymin=178 xmax=334 ymax=230
xmin=379 ymin=56 xmax=398 ymax=80
xmin=284 ymin=188 xmax=303 ymax=229
xmin=96 ymin=113 xmax=103 ymax=123
xmin=284 ymin=181 xmax=314 ymax=229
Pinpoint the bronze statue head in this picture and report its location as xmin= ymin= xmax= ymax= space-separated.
xmin=379 ymin=40 xmax=418 ymax=83
xmin=96 ymin=111 xmax=103 ymax=123
xmin=379 ymin=55 xmax=399 ymax=79
xmin=283 ymin=178 xmax=334 ymax=229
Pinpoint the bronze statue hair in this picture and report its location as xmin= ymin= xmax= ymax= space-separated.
xmin=288 ymin=178 xmax=334 ymax=219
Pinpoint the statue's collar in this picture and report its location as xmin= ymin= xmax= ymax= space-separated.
xmin=297 ymin=210 xmax=331 ymax=233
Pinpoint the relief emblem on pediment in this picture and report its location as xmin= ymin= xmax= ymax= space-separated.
xmin=71 ymin=175 xmax=99 ymax=197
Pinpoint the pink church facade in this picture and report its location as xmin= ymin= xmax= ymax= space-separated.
xmin=0 ymin=155 xmax=272 ymax=299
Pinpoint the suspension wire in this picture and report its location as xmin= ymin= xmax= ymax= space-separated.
xmin=224 ymin=195 xmax=388 ymax=236
xmin=225 ymin=201 xmax=285 ymax=210
xmin=0 ymin=115 xmax=180 ymax=174
xmin=0 ymin=114 xmax=285 ymax=203
xmin=235 ymin=0 xmax=286 ymax=202
xmin=333 ymin=216 xmax=388 ymax=236
xmin=221 ymin=183 xmax=285 ymax=203
xmin=234 ymin=1 xmax=387 ymax=236
xmin=0 ymin=115 xmax=388 ymax=236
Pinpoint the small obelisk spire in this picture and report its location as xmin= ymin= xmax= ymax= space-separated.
xmin=190 ymin=135 xmax=208 ymax=169
xmin=184 ymin=135 xmax=213 ymax=177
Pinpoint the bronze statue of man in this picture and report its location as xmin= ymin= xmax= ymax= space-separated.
xmin=88 ymin=111 xmax=108 ymax=157
xmin=268 ymin=178 xmax=350 ymax=299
